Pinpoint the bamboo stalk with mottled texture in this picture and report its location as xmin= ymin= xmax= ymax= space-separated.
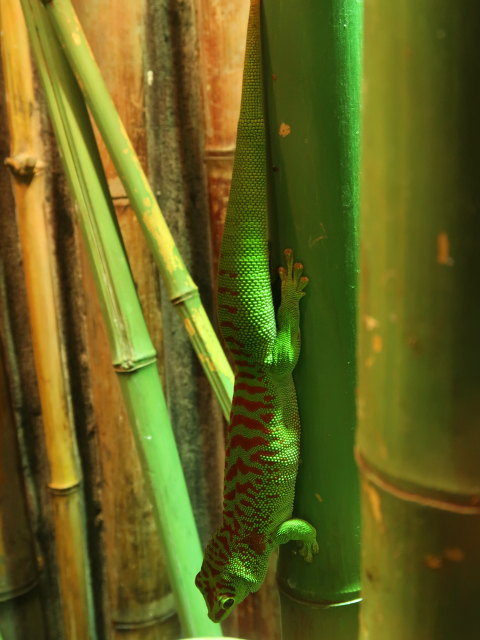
xmin=1 ymin=2 xmax=96 ymax=638
xmin=358 ymin=2 xmax=480 ymax=637
xmin=41 ymin=0 xmax=234 ymax=420
xmin=20 ymin=0 xmax=221 ymax=635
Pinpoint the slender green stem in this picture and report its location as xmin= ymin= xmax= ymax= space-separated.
xmin=21 ymin=1 xmax=221 ymax=635
xmin=41 ymin=0 xmax=234 ymax=420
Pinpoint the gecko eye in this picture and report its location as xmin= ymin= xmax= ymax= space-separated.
xmin=221 ymin=597 xmax=235 ymax=610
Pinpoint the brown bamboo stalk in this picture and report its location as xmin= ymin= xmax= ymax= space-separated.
xmin=0 ymin=276 xmax=46 ymax=640
xmin=0 ymin=2 xmax=95 ymax=638
xmin=195 ymin=0 xmax=250 ymax=276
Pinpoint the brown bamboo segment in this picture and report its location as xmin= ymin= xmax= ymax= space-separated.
xmin=195 ymin=0 xmax=250 ymax=274
xmin=0 ymin=321 xmax=46 ymax=638
xmin=70 ymin=1 xmax=181 ymax=637
xmin=1 ymin=1 xmax=95 ymax=637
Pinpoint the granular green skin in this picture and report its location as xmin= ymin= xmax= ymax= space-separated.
xmin=195 ymin=0 xmax=318 ymax=623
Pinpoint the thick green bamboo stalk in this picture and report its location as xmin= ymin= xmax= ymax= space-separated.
xmin=265 ymin=0 xmax=362 ymax=637
xmin=20 ymin=1 xmax=221 ymax=636
xmin=358 ymin=1 xmax=480 ymax=638
xmin=40 ymin=0 xmax=234 ymax=420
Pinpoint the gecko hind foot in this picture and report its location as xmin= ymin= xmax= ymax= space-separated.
xmin=278 ymin=248 xmax=309 ymax=299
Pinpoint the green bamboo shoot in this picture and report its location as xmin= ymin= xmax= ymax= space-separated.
xmin=42 ymin=0 xmax=234 ymax=420
xmin=358 ymin=1 xmax=480 ymax=637
xmin=21 ymin=0 xmax=221 ymax=635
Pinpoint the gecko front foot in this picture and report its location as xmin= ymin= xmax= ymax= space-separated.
xmin=278 ymin=248 xmax=309 ymax=301
xmin=298 ymin=536 xmax=320 ymax=563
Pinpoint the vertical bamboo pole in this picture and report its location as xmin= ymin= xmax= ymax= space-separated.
xmin=195 ymin=0 xmax=250 ymax=275
xmin=265 ymin=0 xmax=362 ymax=637
xmin=0 ymin=284 xmax=46 ymax=640
xmin=1 ymin=2 xmax=96 ymax=639
xmin=358 ymin=1 xmax=480 ymax=638
xmin=20 ymin=1 xmax=221 ymax=635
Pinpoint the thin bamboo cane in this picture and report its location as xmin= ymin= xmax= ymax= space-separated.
xmin=0 ymin=274 xmax=46 ymax=640
xmin=20 ymin=0 xmax=221 ymax=635
xmin=358 ymin=2 xmax=480 ymax=637
xmin=266 ymin=0 xmax=362 ymax=637
xmin=1 ymin=2 xmax=96 ymax=638
xmin=41 ymin=0 xmax=234 ymax=421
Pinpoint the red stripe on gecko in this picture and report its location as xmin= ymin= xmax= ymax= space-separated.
xmin=218 ymin=287 xmax=239 ymax=296
xmin=260 ymin=412 xmax=274 ymax=423
xmin=225 ymin=458 xmax=262 ymax=482
xmin=221 ymin=321 xmax=239 ymax=330
xmin=225 ymin=336 xmax=245 ymax=347
xmin=263 ymin=395 xmax=274 ymax=402
xmin=219 ymin=269 xmax=238 ymax=278
xmin=232 ymin=396 xmax=273 ymax=412
xmin=229 ymin=434 xmax=269 ymax=450
xmin=233 ymin=360 xmax=256 ymax=368
xmin=235 ymin=382 xmax=268 ymax=394
xmin=230 ymin=348 xmax=250 ymax=357
xmin=230 ymin=414 xmax=271 ymax=434
xmin=220 ymin=304 xmax=238 ymax=314
xmin=237 ymin=371 xmax=256 ymax=379
xmin=250 ymin=449 xmax=277 ymax=462
xmin=235 ymin=480 xmax=256 ymax=495
xmin=217 ymin=534 xmax=230 ymax=553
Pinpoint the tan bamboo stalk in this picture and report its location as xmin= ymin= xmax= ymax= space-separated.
xmin=195 ymin=0 xmax=250 ymax=276
xmin=0 ymin=277 xmax=46 ymax=640
xmin=20 ymin=0 xmax=221 ymax=633
xmin=1 ymin=2 xmax=96 ymax=638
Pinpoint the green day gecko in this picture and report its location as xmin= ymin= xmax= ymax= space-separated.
xmin=195 ymin=0 xmax=318 ymax=623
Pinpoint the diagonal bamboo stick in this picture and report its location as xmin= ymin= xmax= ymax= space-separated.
xmin=1 ymin=2 xmax=97 ymax=638
xmin=20 ymin=0 xmax=222 ymax=635
xmin=41 ymin=0 xmax=234 ymax=420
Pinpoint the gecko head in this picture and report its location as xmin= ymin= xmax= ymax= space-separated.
xmin=195 ymin=560 xmax=254 ymax=622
